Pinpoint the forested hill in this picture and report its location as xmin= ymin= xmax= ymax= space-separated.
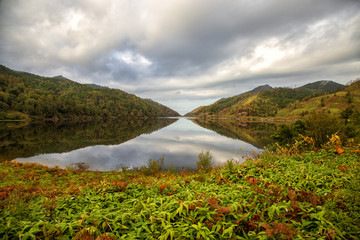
xmin=185 ymin=80 xmax=349 ymax=118
xmin=0 ymin=65 xmax=179 ymax=120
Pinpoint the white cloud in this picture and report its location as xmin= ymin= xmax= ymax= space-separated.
xmin=113 ymin=51 xmax=152 ymax=67
xmin=0 ymin=0 xmax=359 ymax=114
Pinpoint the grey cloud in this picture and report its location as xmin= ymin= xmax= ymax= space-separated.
xmin=137 ymin=0 xmax=358 ymax=75
xmin=0 ymin=0 xmax=359 ymax=114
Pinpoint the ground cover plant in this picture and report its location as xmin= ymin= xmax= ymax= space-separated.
xmin=0 ymin=136 xmax=359 ymax=239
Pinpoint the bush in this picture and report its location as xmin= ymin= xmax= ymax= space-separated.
xmin=143 ymin=155 xmax=164 ymax=175
xmin=272 ymin=120 xmax=306 ymax=145
xmin=304 ymin=111 xmax=342 ymax=147
xmin=196 ymin=150 xmax=213 ymax=172
xmin=272 ymin=111 xmax=360 ymax=148
xmin=347 ymin=110 xmax=360 ymax=142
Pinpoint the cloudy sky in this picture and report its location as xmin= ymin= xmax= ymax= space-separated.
xmin=0 ymin=0 xmax=359 ymax=114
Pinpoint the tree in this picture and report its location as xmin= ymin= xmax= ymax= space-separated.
xmin=340 ymin=107 xmax=353 ymax=125
xmin=304 ymin=111 xmax=341 ymax=147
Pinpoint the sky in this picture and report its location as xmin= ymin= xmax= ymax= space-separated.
xmin=0 ymin=0 xmax=359 ymax=114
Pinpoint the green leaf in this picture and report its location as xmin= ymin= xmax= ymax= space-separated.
xmin=176 ymin=204 xmax=183 ymax=216
xmin=222 ymin=226 xmax=233 ymax=237
xmin=191 ymin=224 xmax=199 ymax=230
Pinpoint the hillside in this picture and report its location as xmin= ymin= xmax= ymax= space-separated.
xmin=277 ymin=79 xmax=360 ymax=117
xmin=300 ymin=80 xmax=344 ymax=92
xmin=245 ymin=84 xmax=273 ymax=94
xmin=186 ymin=80 xmax=348 ymax=118
xmin=0 ymin=65 xmax=179 ymax=120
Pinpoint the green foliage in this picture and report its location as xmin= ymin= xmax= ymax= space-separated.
xmin=186 ymin=80 xmax=358 ymax=120
xmin=272 ymin=111 xmax=360 ymax=147
xmin=143 ymin=155 xmax=165 ymax=175
xmin=196 ymin=149 xmax=214 ymax=172
xmin=343 ymin=109 xmax=360 ymax=142
xmin=224 ymin=159 xmax=236 ymax=172
xmin=187 ymin=85 xmax=323 ymax=118
xmin=272 ymin=120 xmax=306 ymax=145
xmin=340 ymin=106 xmax=354 ymax=123
xmin=1 ymin=144 xmax=359 ymax=239
xmin=304 ymin=111 xmax=342 ymax=147
xmin=247 ymin=97 xmax=279 ymax=117
xmin=0 ymin=65 xmax=179 ymax=120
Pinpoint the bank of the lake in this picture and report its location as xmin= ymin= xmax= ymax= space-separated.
xmin=190 ymin=116 xmax=299 ymax=123
xmin=1 ymin=118 xmax=269 ymax=170
xmin=1 ymin=142 xmax=359 ymax=239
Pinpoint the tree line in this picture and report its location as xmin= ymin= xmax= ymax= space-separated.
xmin=0 ymin=65 xmax=179 ymax=120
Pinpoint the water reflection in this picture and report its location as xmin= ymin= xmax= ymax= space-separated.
xmin=191 ymin=118 xmax=278 ymax=148
xmin=13 ymin=118 xmax=262 ymax=171
xmin=0 ymin=118 xmax=177 ymax=162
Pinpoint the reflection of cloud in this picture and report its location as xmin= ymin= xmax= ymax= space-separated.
xmin=17 ymin=118 xmax=261 ymax=171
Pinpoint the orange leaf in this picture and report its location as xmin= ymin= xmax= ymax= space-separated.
xmin=249 ymin=177 xmax=258 ymax=185
xmin=335 ymin=145 xmax=344 ymax=155
xmin=338 ymin=165 xmax=348 ymax=172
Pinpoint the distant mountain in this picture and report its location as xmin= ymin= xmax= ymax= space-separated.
xmin=185 ymin=84 xmax=276 ymax=117
xmin=185 ymin=80 xmax=354 ymax=119
xmin=0 ymin=65 xmax=179 ymax=120
xmin=85 ymin=83 xmax=107 ymax=89
xmin=245 ymin=84 xmax=273 ymax=94
xmin=299 ymin=80 xmax=344 ymax=92
xmin=52 ymin=75 xmax=67 ymax=80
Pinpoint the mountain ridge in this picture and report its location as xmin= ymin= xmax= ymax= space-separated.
xmin=185 ymin=80 xmax=353 ymax=118
xmin=299 ymin=80 xmax=344 ymax=92
xmin=245 ymin=84 xmax=273 ymax=94
xmin=0 ymin=65 xmax=180 ymax=120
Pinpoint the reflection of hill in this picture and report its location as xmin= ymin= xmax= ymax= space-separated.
xmin=191 ymin=119 xmax=278 ymax=148
xmin=0 ymin=118 xmax=177 ymax=161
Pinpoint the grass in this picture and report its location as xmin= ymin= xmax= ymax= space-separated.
xmin=1 ymin=141 xmax=360 ymax=239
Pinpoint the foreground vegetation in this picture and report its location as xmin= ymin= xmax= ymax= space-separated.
xmin=1 ymin=135 xmax=359 ymax=239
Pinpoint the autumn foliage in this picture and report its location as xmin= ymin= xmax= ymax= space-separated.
xmin=1 ymin=139 xmax=359 ymax=239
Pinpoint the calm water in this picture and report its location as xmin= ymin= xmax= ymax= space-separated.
xmin=0 ymin=118 xmax=278 ymax=171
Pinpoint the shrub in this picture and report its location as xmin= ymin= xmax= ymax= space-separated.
xmin=143 ymin=155 xmax=164 ymax=175
xmin=196 ymin=150 xmax=213 ymax=172
xmin=225 ymin=159 xmax=235 ymax=171
xmin=304 ymin=111 xmax=342 ymax=147
xmin=272 ymin=120 xmax=306 ymax=145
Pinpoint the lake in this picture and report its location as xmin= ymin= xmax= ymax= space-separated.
xmin=0 ymin=118 xmax=278 ymax=171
